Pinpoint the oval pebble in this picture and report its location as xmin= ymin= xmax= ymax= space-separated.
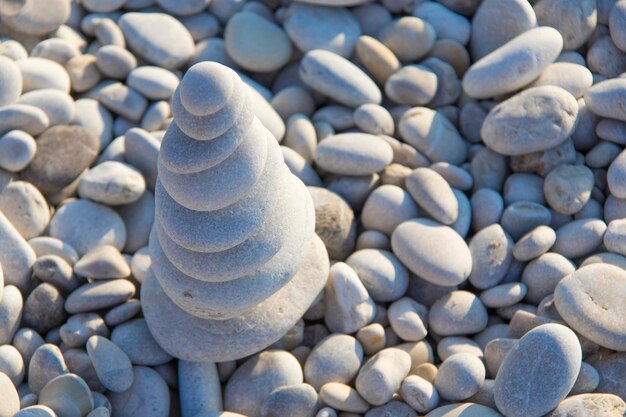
xmin=388 ymin=297 xmax=429 ymax=341
xmin=361 ymin=185 xmax=419 ymax=236
xmin=0 ymin=56 xmax=22 ymax=106
xmin=481 ymin=86 xmax=579 ymax=156
xmin=585 ymin=78 xmax=626 ymax=122
xmin=429 ymin=291 xmax=488 ymax=336
xmin=544 ymin=164 xmax=594 ymax=215
xmin=463 ymin=27 xmax=563 ymax=99
xmin=405 ymin=167 xmax=458 ymax=225
xmin=494 ymin=323 xmax=582 ymax=417
xmin=315 ymin=133 xmax=393 ymax=176
xmin=355 ymin=348 xmax=411 ymax=406
xmin=65 ymin=279 xmax=135 ymax=314
xmin=378 ymin=17 xmax=436 ymax=62
xmin=345 ymin=249 xmax=409 ymax=302
xmin=86 ymin=335 xmax=134 ymax=392
xmin=319 ymin=382 xmax=369 ymax=414
xmin=110 ymin=319 xmax=173 ymax=366
xmin=0 ymin=130 xmax=36 ymax=172
xmin=300 ymin=49 xmax=381 ymax=107
xmin=547 ymin=393 xmax=626 ymax=417
xmin=435 ymin=353 xmax=485 ymax=401
xmin=385 ymin=65 xmax=438 ymax=106
xmin=391 ymin=218 xmax=472 ymax=287
xmin=78 ymin=161 xmax=146 ymax=205
xmin=468 ymin=224 xmax=514 ymax=289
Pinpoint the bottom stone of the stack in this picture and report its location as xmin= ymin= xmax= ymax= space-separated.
xmin=141 ymin=234 xmax=330 ymax=362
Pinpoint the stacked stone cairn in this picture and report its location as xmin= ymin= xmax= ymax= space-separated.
xmin=141 ymin=62 xmax=330 ymax=362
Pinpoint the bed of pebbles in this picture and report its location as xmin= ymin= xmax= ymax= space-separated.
xmin=0 ymin=0 xmax=625 ymax=417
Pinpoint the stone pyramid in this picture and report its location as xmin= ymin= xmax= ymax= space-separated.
xmin=141 ymin=62 xmax=330 ymax=362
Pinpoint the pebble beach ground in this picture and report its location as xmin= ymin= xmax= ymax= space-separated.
xmin=0 ymin=0 xmax=625 ymax=417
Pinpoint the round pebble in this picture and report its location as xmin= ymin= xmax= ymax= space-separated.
xmin=304 ymin=334 xmax=363 ymax=391
xmin=345 ymin=249 xmax=409 ymax=302
xmin=378 ymin=17 xmax=436 ymax=62
xmin=429 ymin=291 xmax=488 ymax=336
xmin=435 ymin=353 xmax=486 ymax=401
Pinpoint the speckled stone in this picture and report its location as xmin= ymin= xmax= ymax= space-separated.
xmin=547 ymin=393 xmax=626 ymax=417
xmin=494 ymin=324 xmax=582 ymax=417
xmin=308 ymin=187 xmax=356 ymax=261
xmin=468 ymin=224 xmax=513 ymax=289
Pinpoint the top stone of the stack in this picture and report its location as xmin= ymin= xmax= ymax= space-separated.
xmin=178 ymin=62 xmax=237 ymax=117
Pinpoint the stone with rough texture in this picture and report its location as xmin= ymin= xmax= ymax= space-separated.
xmin=468 ymin=224 xmax=513 ymax=289
xmin=107 ymin=366 xmax=169 ymax=417
xmin=494 ymin=324 xmax=582 ymax=417
xmin=224 ymin=351 xmax=303 ymax=417
xmin=308 ymin=187 xmax=356 ymax=261
xmin=481 ymin=86 xmax=578 ymax=156
xmin=547 ymin=393 xmax=626 ymax=417
xmin=21 ymin=126 xmax=100 ymax=196
xmin=555 ymin=263 xmax=626 ymax=351
xmin=463 ymin=27 xmax=563 ymax=99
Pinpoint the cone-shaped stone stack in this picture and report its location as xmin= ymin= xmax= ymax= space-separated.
xmin=141 ymin=62 xmax=330 ymax=362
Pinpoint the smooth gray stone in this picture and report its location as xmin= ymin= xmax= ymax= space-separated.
xmin=72 ymin=99 xmax=114 ymax=149
xmin=585 ymin=78 xmax=626 ymax=122
xmin=60 ymin=313 xmax=109 ymax=349
xmin=154 ymin=172 xmax=313 ymax=284
xmin=0 ymin=104 xmax=49 ymax=137
xmin=110 ymin=319 xmax=173 ymax=366
xmin=118 ymin=12 xmax=194 ymax=69
xmin=49 ymin=199 xmax=127 ymax=256
xmin=521 ymin=252 xmax=575 ymax=305
xmin=468 ymin=224 xmax=513 ymax=289
xmin=0 ymin=130 xmax=36 ymax=172
xmin=304 ymin=334 xmax=363 ymax=391
xmin=65 ymin=279 xmax=135 ymax=314
xmin=178 ymin=361 xmax=222 ymax=417
xmin=425 ymin=403 xmax=502 ymax=417
xmin=435 ymin=353 xmax=485 ymax=401
xmin=86 ymin=335 xmax=134 ymax=392
xmin=281 ymin=146 xmax=323 ymax=187
xmin=355 ymin=348 xmax=411 ymax=406
xmin=555 ymin=263 xmax=626 ymax=351
xmin=158 ymin=105 xmax=253 ymax=175
xmin=116 ymin=190 xmax=155 ymax=254
xmin=1 ymin=0 xmax=69 ymax=35
xmin=261 ymin=383 xmax=319 ymax=417
xmin=300 ymin=49 xmax=382 ymax=107
xmin=22 ymin=283 xmax=66 ymax=335
xmin=155 ymin=145 xmax=288 ymax=253
xmin=151 ymin=187 xmax=314 ymax=317
xmin=0 ymin=211 xmax=36 ymax=290
xmin=78 ymin=161 xmax=146 ymax=206
xmin=107 ymin=366 xmax=170 ymax=417
xmin=283 ymin=3 xmax=361 ymax=58
xmin=314 ymin=133 xmax=393 ymax=176
xmin=126 ymin=66 xmax=179 ymax=101
xmin=0 ymin=286 xmax=23 ymax=346
xmin=17 ymin=89 xmax=75 ymax=126
xmin=28 ymin=344 xmax=69 ymax=395
xmin=405 ymin=167 xmax=458 ymax=225
xmin=494 ymin=323 xmax=582 ymax=417
xmin=0 ymin=56 xmax=21 ymax=106
xmin=391 ymin=218 xmax=472 ymax=287
xmin=17 ymin=58 xmax=70 ymax=93
xmin=123 ymin=128 xmax=160 ymax=189
xmin=245 ymin=83 xmax=286 ymax=141
xmin=13 ymin=406 xmax=57 ymax=417
xmin=345 ymin=249 xmax=409 ymax=303
xmin=157 ymin=122 xmax=268 ymax=212
xmin=0 ymin=180 xmax=49 ymax=240
xmin=90 ymin=81 xmax=147 ymax=122
xmin=429 ymin=290 xmax=488 ymax=336
xmin=224 ymin=351 xmax=303 ymax=417
xmin=141 ymin=234 xmax=329 ymax=362
xmin=38 ymin=373 xmax=94 ymax=417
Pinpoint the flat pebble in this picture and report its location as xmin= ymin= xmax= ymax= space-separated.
xmin=65 ymin=279 xmax=135 ymax=314
xmin=0 ymin=130 xmax=36 ymax=172
xmin=481 ymin=86 xmax=579 ymax=155
xmin=74 ymin=245 xmax=131 ymax=279
xmin=225 ymin=11 xmax=291 ymax=72
xmin=315 ymin=133 xmax=393 ymax=176
xmin=355 ymin=348 xmax=411 ymax=406
xmin=78 ymin=161 xmax=146 ymax=205
xmin=21 ymin=126 xmax=100 ymax=196
xmin=480 ymin=283 xmax=527 ymax=309
xmin=470 ymin=0 xmax=537 ymax=60
xmin=261 ymin=383 xmax=319 ymax=417
xmin=0 ymin=212 xmax=36 ymax=290
xmin=324 ymin=262 xmax=376 ymax=334
xmin=555 ymin=263 xmax=626 ymax=351
xmin=0 ymin=56 xmax=22 ymax=106
xmin=49 ymin=199 xmax=127 ymax=255
xmin=110 ymin=319 xmax=173 ymax=366
xmin=28 ymin=344 xmax=69 ymax=395
xmin=494 ymin=324 xmax=582 ymax=417
xmin=361 ymin=185 xmax=419 ymax=236
xmin=118 ymin=12 xmax=194 ymax=69
xmin=300 ymin=49 xmax=381 ymax=107
xmin=398 ymin=107 xmax=467 ymax=165
xmin=224 ymin=351 xmax=303 ymax=417
xmin=284 ymin=3 xmax=361 ymax=58
xmin=378 ymin=17 xmax=436 ymax=62
xmin=0 ymin=372 xmax=20 ymax=417
xmin=391 ymin=218 xmax=472 ymax=287
xmin=406 ymin=167 xmax=458 ymax=225
xmin=388 ymin=297 xmax=429 ymax=341
xmin=385 ymin=65 xmax=438 ymax=106
xmin=345 ymin=249 xmax=409 ymax=302
xmin=585 ymin=78 xmax=626 ymax=122
xmin=107 ymin=366 xmax=169 ymax=417
xmin=463 ymin=27 xmax=563 ymax=98
xmin=435 ymin=353 xmax=485 ymax=401
xmin=552 ymin=218 xmax=607 ymax=259
xmin=519 ymin=251 xmax=574 ymax=303
xmin=429 ymin=291 xmax=488 ymax=336
xmin=319 ymin=382 xmax=369 ymax=414
xmin=87 ymin=335 xmax=134 ymax=392
xmin=95 ymin=45 xmax=138 ymax=80
xmin=0 ymin=180 xmax=50 ymax=240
